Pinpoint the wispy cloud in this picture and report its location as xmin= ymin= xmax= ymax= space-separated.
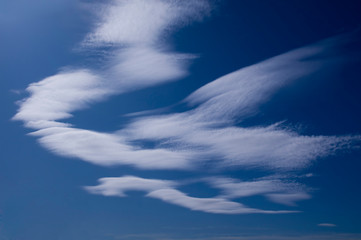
xmin=85 ymin=176 xmax=297 ymax=214
xmin=147 ymin=188 xmax=294 ymax=214
xmin=83 ymin=0 xmax=211 ymax=47
xmin=13 ymin=0 xmax=211 ymax=131
xmin=126 ymin=116 xmax=356 ymax=170
xmin=13 ymin=0 xmax=360 ymax=214
xmin=13 ymin=0 xmax=359 ymax=172
xmin=12 ymin=70 xmax=108 ymax=129
xmin=206 ymin=176 xmax=311 ymax=206
xmin=185 ymin=45 xmax=323 ymax=122
xmin=85 ymin=176 xmax=176 ymax=197
xmin=12 ymin=0 xmax=211 ymax=170
xmin=30 ymin=127 xmax=192 ymax=169
xmin=266 ymin=192 xmax=311 ymax=206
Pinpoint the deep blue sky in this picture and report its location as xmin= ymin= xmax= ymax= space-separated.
xmin=1 ymin=1 xmax=360 ymax=240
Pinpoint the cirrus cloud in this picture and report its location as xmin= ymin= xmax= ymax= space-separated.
xmin=12 ymin=0 xmax=361 ymax=214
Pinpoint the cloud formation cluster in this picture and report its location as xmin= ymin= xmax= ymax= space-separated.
xmin=14 ymin=0 xmax=210 ymax=128
xmin=13 ymin=0 xmax=360 ymax=214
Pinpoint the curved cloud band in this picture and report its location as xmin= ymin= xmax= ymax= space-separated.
xmin=85 ymin=176 xmax=299 ymax=214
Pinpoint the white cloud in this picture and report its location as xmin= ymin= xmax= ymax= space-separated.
xmin=266 ymin=192 xmax=311 ymax=206
xmin=85 ymin=0 xmax=171 ymax=46
xmin=12 ymin=0 xmax=212 ymax=171
xmin=109 ymin=46 xmax=193 ymax=89
xmin=12 ymin=70 xmax=110 ymax=129
xmin=85 ymin=176 xmax=296 ymax=214
xmin=83 ymin=0 xmax=211 ymax=46
xmin=84 ymin=176 xmax=176 ymax=197
xmin=13 ymin=32 xmax=360 ymax=173
xmin=125 ymin=114 xmax=356 ymax=170
xmin=208 ymin=177 xmax=298 ymax=198
xmin=30 ymin=126 xmax=192 ymax=169
xmin=205 ymin=177 xmax=311 ymax=206
xmin=12 ymin=0 xmax=361 ymax=215
xmin=185 ymin=45 xmax=324 ymax=122
xmin=14 ymin=0 xmax=209 ymax=131
xmin=122 ymin=113 xmax=204 ymax=140
xmin=121 ymin=38 xmax=360 ymax=171
xmin=147 ymin=188 xmax=294 ymax=214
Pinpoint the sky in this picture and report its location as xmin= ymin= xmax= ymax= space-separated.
xmin=0 ymin=0 xmax=361 ymax=239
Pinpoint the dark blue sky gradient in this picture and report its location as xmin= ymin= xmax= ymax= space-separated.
xmin=1 ymin=1 xmax=360 ymax=239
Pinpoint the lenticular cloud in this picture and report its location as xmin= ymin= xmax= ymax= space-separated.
xmin=13 ymin=0 xmax=360 ymax=214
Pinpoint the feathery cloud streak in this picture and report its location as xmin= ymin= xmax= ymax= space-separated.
xmin=123 ymin=39 xmax=359 ymax=170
